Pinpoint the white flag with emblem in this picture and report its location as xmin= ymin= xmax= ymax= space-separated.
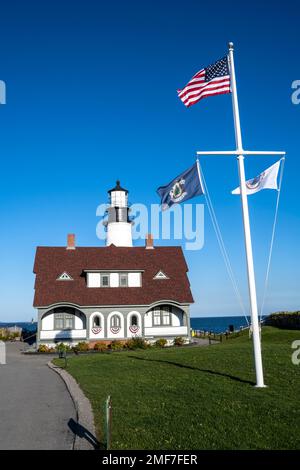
xmin=232 ymin=160 xmax=281 ymax=195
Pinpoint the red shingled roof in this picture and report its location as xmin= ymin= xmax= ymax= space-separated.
xmin=33 ymin=245 xmax=194 ymax=307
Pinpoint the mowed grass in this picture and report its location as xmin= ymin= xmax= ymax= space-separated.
xmin=54 ymin=327 xmax=300 ymax=450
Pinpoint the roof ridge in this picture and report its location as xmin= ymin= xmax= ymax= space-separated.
xmin=36 ymin=245 xmax=183 ymax=249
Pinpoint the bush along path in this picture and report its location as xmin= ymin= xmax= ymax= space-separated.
xmin=39 ymin=336 xmax=182 ymax=354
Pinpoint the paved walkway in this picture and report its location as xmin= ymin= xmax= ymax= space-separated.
xmin=0 ymin=342 xmax=76 ymax=450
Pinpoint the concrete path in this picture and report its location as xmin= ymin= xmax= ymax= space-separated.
xmin=0 ymin=342 xmax=76 ymax=450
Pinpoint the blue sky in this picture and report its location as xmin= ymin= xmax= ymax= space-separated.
xmin=0 ymin=0 xmax=299 ymax=321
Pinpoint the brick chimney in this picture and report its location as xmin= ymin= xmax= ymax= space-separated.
xmin=145 ymin=233 xmax=154 ymax=249
xmin=67 ymin=233 xmax=75 ymax=250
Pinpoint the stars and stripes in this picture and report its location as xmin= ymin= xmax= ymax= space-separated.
xmin=177 ymin=56 xmax=231 ymax=107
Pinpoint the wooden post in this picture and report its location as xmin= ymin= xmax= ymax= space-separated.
xmin=64 ymin=350 xmax=67 ymax=369
xmin=106 ymin=395 xmax=112 ymax=450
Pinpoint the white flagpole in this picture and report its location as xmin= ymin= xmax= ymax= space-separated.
xmin=228 ymin=42 xmax=266 ymax=387
xmin=196 ymin=158 xmax=205 ymax=192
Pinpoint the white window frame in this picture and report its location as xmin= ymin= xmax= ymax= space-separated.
xmin=153 ymin=270 xmax=169 ymax=280
xmin=54 ymin=311 xmax=75 ymax=330
xmin=111 ymin=314 xmax=121 ymax=328
xmin=152 ymin=306 xmax=171 ymax=327
xmin=100 ymin=273 xmax=110 ymax=287
xmin=119 ymin=272 xmax=128 ymax=287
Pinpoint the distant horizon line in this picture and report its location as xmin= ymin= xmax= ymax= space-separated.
xmin=0 ymin=313 xmax=270 ymax=324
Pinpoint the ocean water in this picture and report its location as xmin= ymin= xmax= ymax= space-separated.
xmin=1 ymin=318 xmax=262 ymax=335
xmin=190 ymin=316 xmax=259 ymax=333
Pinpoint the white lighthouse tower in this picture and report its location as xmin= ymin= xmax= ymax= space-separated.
xmin=105 ymin=180 xmax=133 ymax=247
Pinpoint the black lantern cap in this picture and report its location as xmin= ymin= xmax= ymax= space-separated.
xmin=108 ymin=180 xmax=128 ymax=194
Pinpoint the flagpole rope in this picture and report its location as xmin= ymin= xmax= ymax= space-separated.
xmin=259 ymin=158 xmax=285 ymax=321
xmin=198 ymin=160 xmax=249 ymax=323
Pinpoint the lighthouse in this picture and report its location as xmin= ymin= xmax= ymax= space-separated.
xmin=105 ymin=180 xmax=133 ymax=247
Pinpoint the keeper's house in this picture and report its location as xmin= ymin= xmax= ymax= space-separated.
xmin=33 ymin=181 xmax=193 ymax=347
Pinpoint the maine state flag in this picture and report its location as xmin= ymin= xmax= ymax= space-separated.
xmin=157 ymin=162 xmax=204 ymax=211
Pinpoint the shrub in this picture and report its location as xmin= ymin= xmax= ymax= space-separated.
xmin=73 ymin=341 xmax=89 ymax=352
xmin=109 ymin=340 xmax=123 ymax=351
xmin=265 ymin=311 xmax=300 ymax=330
xmin=55 ymin=342 xmax=72 ymax=352
xmin=155 ymin=338 xmax=167 ymax=348
xmin=125 ymin=337 xmax=149 ymax=350
xmin=94 ymin=342 xmax=108 ymax=352
xmin=11 ymin=332 xmax=21 ymax=339
xmin=173 ymin=336 xmax=185 ymax=347
xmin=38 ymin=344 xmax=50 ymax=353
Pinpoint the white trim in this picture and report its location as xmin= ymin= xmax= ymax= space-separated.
xmin=36 ymin=300 xmax=191 ymax=310
xmin=56 ymin=272 xmax=73 ymax=281
xmin=107 ymin=311 xmax=125 ymax=339
xmin=83 ymin=269 xmax=145 ymax=273
xmin=40 ymin=329 xmax=86 ymax=340
xmin=90 ymin=311 xmax=105 ymax=338
xmin=153 ymin=270 xmax=169 ymax=280
xmin=147 ymin=300 xmax=185 ymax=310
xmin=127 ymin=310 xmax=142 ymax=337
xmin=196 ymin=150 xmax=286 ymax=156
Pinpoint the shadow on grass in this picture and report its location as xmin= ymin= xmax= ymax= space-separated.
xmin=68 ymin=418 xmax=105 ymax=450
xmin=128 ymin=355 xmax=254 ymax=386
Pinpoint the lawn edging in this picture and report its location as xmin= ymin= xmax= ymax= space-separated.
xmin=48 ymin=361 xmax=97 ymax=450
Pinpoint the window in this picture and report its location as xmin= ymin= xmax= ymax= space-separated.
xmin=101 ymin=274 xmax=110 ymax=287
xmin=152 ymin=306 xmax=171 ymax=326
xmin=119 ymin=273 xmax=128 ymax=287
xmin=153 ymin=270 xmax=169 ymax=280
xmin=117 ymin=208 xmax=127 ymax=222
xmin=54 ymin=309 xmax=75 ymax=330
xmin=93 ymin=316 xmax=101 ymax=328
xmin=131 ymin=315 xmax=138 ymax=327
xmin=162 ymin=307 xmax=171 ymax=325
xmin=153 ymin=309 xmax=161 ymax=326
xmin=57 ymin=272 xmax=73 ymax=281
xmin=54 ymin=313 xmax=64 ymax=330
xmin=87 ymin=271 xmax=142 ymax=288
xmin=65 ymin=314 xmax=74 ymax=329
xmin=111 ymin=315 xmax=121 ymax=328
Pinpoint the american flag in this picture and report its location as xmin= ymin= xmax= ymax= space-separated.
xmin=177 ymin=56 xmax=231 ymax=107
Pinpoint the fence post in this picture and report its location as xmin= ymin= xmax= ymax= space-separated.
xmin=106 ymin=395 xmax=112 ymax=450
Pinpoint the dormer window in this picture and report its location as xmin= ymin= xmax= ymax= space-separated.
xmin=57 ymin=272 xmax=73 ymax=281
xmin=101 ymin=274 xmax=110 ymax=287
xmin=153 ymin=270 xmax=169 ymax=280
xmin=86 ymin=271 xmax=142 ymax=287
xmin=119 ymin=273 xmax=128 ymax=287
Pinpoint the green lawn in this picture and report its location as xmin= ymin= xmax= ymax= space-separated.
xmin=54 ymin=327 xmax=300 ymax=450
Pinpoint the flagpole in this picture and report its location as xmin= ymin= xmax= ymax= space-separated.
xmin=196 ymin=158 xmax=205 ymax=192
xmin=228 ymin=42 xmax=266 ymax=387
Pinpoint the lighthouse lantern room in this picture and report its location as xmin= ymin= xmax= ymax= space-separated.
xmin=106 ymin=180 xmax=133 ymax=247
